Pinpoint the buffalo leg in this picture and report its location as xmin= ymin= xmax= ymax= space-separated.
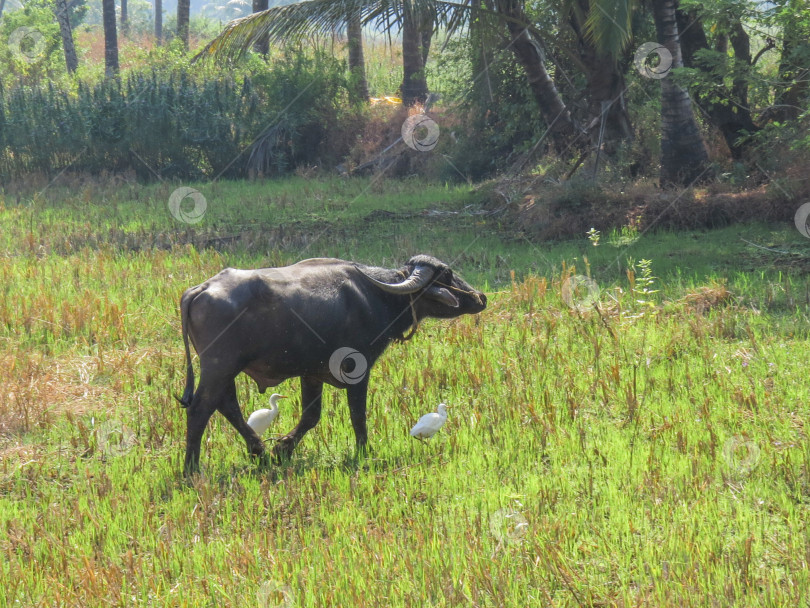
xmin=273 ymin=377 xmax=323 ymax=461
xmin=183 ymin=380 xmax=223 ymax=475
xmin=216 ymin=381 xmax=266 ymax=463
xmin=347 ymin=378 xmax=369 ymax=454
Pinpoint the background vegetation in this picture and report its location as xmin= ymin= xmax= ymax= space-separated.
xmin=1 ymin=0 xmax=807 ymax=189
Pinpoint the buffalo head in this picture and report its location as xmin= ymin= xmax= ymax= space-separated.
xmin=357 ymin=254 xmax=487 ymax=319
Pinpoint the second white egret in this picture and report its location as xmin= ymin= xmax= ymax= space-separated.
xmin=247 ymin=393 xmax=287 ymax=435
xmin=410 ymin=403 xmax=449 ymax=441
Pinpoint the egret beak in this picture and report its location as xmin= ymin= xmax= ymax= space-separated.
xmin=278 ymin=395 xmax=288 ymax=399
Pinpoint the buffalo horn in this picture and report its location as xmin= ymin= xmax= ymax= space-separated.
xmin=360 ymin=265 xmax=435 ymax=294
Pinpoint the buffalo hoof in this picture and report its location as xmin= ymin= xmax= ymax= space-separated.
xmin=272 ymin=437 xmax=296 ymax=464
xmin=250 ymin=450 xmax=271 ymax=469
xmin=183 ymin=459 xmax=201 ymax=479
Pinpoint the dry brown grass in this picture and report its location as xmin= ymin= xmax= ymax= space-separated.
xmin=677 ymin=284 xmax=735 ymax=315
xmin=0 ymin=347 xmax=159 ymax=436
xmin=494 ymin=158 xmax=810 ymax=241
xmin=345 ymin=104 xmax=461 ymax=178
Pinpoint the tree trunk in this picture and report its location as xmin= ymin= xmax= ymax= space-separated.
xmin=0 ymin=0 xmax=6 ymax=20
xmin=177 ymin=0 xmax=190 ymax=50
xmin=584 ymin=53 xmax=634 ymax=150
xmin=497 ymin=0 xmax=580 ymax=147
xmin=570 ymin=0 xmax=633 ymax=151
xmin=102 ymin=0 xmax=119 ymax=77
xmin=469 ymin=0 xmax=495 ymax=104
xmin=155 ymin=0 xmax=162 ymax=44
xmin=418 ymin=8 xmax=434 ymax=68
xmin=652 ymin=0 xmax=709 ymax=186
xmin=121 ymin=0 xmax=128 ymax=33
xmin=253 ymin=0 xmax=270 ymax=55
xmin=54 ymin=0 xmax=79 ymax=74
xmin=400 ymin=0 xmax=428 ymax=105
xmin=347 ymin=8 xmax=369 ymax=101
xmin=676 ymin=9 xmax=758 ymax=159
xmin=774 ymin=0 xmax=809 ymax=122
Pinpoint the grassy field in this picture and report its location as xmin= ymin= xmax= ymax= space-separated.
xmin=1 ymin=176 xmax=810 ymax=606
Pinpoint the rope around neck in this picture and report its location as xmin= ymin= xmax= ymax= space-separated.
xmin=396 ymin=294 xmax=419 ymax=343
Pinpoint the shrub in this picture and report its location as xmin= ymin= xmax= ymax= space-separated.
xmin=0 ymin=49 xmax=362 ymax=182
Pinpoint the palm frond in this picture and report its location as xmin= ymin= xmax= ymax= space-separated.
xmin=583 ymin=0 xmax=634 ymax=60
xmin=195 ymin=0 xmax=457 ymax=62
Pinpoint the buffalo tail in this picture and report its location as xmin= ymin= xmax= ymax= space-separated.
xmin=176 ymin=286 xmax=200 ymax=408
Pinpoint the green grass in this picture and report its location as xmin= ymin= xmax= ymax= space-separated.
xmin=1 ymin=176 xmax=810 ymax=606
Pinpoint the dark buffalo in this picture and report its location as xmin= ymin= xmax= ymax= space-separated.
xmin=177 ymin=254 xmax=487 ymax=474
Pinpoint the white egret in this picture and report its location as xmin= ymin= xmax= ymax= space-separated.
xmin=410 ymin=403 xmax=449 ymax=441
xmin=247 ymin=393 xmax=287 ymax=435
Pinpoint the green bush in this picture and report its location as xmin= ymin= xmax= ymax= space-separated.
xmin=433 ymin=37 xmax=547 ymax=181
xmin=0 ymin=49 xmax=362 ymax=182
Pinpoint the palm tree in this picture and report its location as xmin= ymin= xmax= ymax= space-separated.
xmin=652 ymin=0 xmax=710 ymax=186
xmin=195 ymin=0 xmax=429 ymax=104
xmin=401 ymin=0 xmax=429 ymax=103
xmin=178 ymin=0 xmax=191 ymax=49
xmin=196 ymin=0 xmax=583 ymax=123
xmin=773 ymin=0 xmax=808 ymax=122
xmin=566 ymin=0 xmax=634 ymax=148
xmin=494 ymin=0 xmax=581 ymax=145
xmin=155 ymin=0 xmax=163 ymax=43
xmin=347 ymin=6 xmax=369 ymax=101
xmin=579 ymin=0 xmax=709 ymax=180
xmin=102 ymin=0 xmax=119 ymax=77
xmin=54 ymin=0 xmax=79 ymax=74
xmin=253 ymin=0 xmax=271 ymax=55
xmin=676 ymin=8 xmax=759 ymax=159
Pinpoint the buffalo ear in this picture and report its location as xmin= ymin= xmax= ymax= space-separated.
xmin=425 ymin=286 xmax=459 ymax=307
